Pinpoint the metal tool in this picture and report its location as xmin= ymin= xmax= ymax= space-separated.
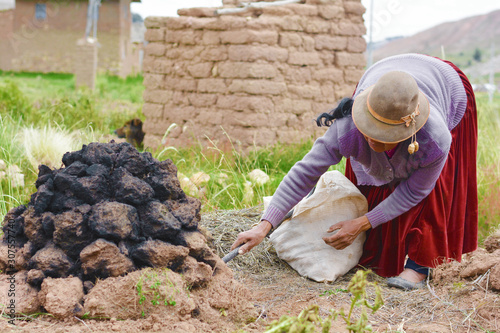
xmin=222 ymin=245 xmax=243 ymax=263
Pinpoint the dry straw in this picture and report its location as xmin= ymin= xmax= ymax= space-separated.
xmin=200 ymin=208 xmax=499 ymax=333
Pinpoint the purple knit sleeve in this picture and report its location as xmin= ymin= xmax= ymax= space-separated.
xmin=261 ymin=127 xmax=344 ymax=228
xmin=365 ymin=152 xmax=448 ymax=228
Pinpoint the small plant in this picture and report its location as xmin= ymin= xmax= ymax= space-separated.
xmin=335 ymin=270 xmax=384 ymax=333
xmin=135 ymin=268 xmax=179 ymax=317
xmin=264 ymin=304 xmax=328 ymax=333
xmin=319 ymin=288 xmax=348 ymax=297
xmin=264 ymin=270 xmax=383 ymax=333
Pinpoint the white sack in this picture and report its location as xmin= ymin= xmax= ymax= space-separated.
xmin=268 ymin=170 xmax=368 ymax=282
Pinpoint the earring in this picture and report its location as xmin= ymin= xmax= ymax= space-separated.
xmin=408 ymin=121 xmax=419 ymax=155
xmin=408 ymin=142 xmax=415 ymax=154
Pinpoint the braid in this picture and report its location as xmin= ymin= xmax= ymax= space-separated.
xmin=315 ymin=97 xmax=354 ymax=127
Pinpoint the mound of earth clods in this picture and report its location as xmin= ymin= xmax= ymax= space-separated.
xmin=433 ymin=229 xmax=500 ymax=291
xmin=0 ymin=142 xmax=256 ymax=327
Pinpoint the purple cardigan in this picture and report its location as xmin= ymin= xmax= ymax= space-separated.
xmin=263 ymin=54 xmax=467 ymax=229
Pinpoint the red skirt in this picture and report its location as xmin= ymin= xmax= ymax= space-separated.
xmin=345 ymin=60 xmax=478 ymax=277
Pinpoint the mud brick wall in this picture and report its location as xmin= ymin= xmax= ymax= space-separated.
xmin=0 ymin=10 xmax=14 ymax=71
xmin=75 ymin=39 xmax=98 ymax=90
xmin=0 ymin=0 xmax=138 ymax=76
xmin=142 ymin=0 xmax=367 ymax=150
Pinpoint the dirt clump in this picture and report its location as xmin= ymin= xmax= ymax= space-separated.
xmin=80 ymin=238 xmax=135 ymax=278
xmin=433 ymin=230 xmax=500 ymax=291
xmin=39 ymin=276 xmax=84 ymax=318
xmin=0 ymin=270 xmax=41 ymax=315
xmin=484 ymin=227 xmax=500 ymax=253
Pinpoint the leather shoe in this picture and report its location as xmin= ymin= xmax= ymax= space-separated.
xmin=386 ymin=276 xmax=426 ymax=290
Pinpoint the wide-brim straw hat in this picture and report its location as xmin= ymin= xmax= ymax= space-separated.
xmin=352 ymin=71 xmax=430 ymax=144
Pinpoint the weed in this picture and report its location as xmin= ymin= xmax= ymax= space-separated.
xmin=264 ymin=304 xmax=327 ymax=333
xmin=319 ymin=288 xmax=348 ymax=297
xmin=1 ymin=312 xmax=54 ymax=321
xmin=335 ymin=269 xmax=384 ymax=332
xmin=476 ymin=93 xmax=500 ymax=242
xmin=265 ymin=270 xmax=383 ymax=333
xmin=452 ymin=282 xmax=465 ymax=291
xmin=0 ymin=81 xmax=32 ymax=118
xmin=135 ymin=268 xmax=179 ymax=317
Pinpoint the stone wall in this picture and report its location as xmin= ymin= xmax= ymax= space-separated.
xmin=142 ymin=0 xmax=367 ymax=150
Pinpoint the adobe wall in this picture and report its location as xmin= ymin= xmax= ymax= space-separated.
xmin=0 ymin=10 xmax=14 ymax=71
xmin=0 ymin=0 xmax=137 ymax=76
xmin=142 ymin=0 xmax=367 ymax=150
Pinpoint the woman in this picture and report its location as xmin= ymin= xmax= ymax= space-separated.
xmin=231 ymin=53 xmax=478 ymax=290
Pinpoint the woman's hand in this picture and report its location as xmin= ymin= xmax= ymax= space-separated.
xmin=230 ymin=220 xmax=273 ymax=255
xmin=322 ymin=216 xmax=371 ymax=250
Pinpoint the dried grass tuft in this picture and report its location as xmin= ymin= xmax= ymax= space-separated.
xmin=200 ymin=205 xmax=289 ymax=277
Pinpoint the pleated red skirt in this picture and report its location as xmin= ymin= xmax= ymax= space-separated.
xmin=345 ymin=60 xmax=478 ymax=277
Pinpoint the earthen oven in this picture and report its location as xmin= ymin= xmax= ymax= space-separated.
xmin=141 ymin=0 xmax=367 ymax=150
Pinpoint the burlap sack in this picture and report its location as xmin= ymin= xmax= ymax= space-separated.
xmin=267 ymin=170 xmax=368 ymax=282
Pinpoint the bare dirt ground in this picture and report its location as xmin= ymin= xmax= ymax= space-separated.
xmin=0 ymin=208 xmax=498 ymax=333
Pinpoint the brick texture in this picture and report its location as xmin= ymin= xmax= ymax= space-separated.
xmin=0 ymin=0 xmax=140 ymax=76
xmin=75 ymin=39 xmax=98 ymax=89
xmin=142 ymin=0 xmax=366 ymax=150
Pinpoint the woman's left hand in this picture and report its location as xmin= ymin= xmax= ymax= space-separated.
xmin=322 ymin=216 xmax=372 ymax=250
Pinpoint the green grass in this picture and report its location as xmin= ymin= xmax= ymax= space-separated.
xmin=475 ymin=92 xmax=500 ymax=241
xmin=0 ymin=72 xmax=498 ymax=244
xmin=0 ymin=71 xmax=145 ymax=217
xmin=0 ymin=70 xmax=144 ymax=134
xmin=443 ymin=49 xmax=482 ymax=71
xmin=0 ymin=70 xmax=144 ymax=103
xmin=153 ymin=138 xmax=343 ymax=211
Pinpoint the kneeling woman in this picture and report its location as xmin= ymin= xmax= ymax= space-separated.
xmin=231 ymin=53 xmax=478 ymax=290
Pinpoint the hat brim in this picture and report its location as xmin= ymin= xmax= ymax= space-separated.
xmin=352 ymin=86 xmax=430 ymax=144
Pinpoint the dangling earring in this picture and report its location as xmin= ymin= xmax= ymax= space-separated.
xmin=407 ymin=115 xmax=419 ymax=155
xmin=408 ymin=142 xmax=415 ymax=154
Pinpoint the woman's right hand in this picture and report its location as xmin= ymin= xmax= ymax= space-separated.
xmin=230 ymin=220 xmax=273 ymax=255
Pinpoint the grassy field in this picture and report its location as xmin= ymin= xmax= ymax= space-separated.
xmin=0 ymin=71 xmax=499 ymax=243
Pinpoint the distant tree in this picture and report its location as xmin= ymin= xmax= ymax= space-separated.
xmin=473 ymin=48 xmax=482 ymax=62
xmin=132 ymin=13 xmax=143 ymax=23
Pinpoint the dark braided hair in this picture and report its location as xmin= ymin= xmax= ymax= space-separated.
xmin=315 ymin=97 xmax=354 ymax=127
